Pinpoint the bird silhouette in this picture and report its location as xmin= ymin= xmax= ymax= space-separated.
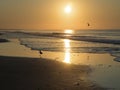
xmin=87 ymin=23 xmax=90 ymax=27
xmin=40 ymin=50 xmax=43 ymax=54
xmin=39 ymin=50 xmax=43 ymax=57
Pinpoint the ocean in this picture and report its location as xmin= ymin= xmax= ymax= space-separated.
xmin=1 ymin=29 xmax=120 ymax=60
xmin=0 ymin=29 xmax=120 ymax=89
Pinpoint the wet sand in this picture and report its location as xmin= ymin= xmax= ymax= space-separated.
xmin=0 ymin=56 xmax=105 ymax=90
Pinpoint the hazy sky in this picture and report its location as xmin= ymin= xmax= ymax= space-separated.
xmin=0 ymin=0 xmax=120 ymax=30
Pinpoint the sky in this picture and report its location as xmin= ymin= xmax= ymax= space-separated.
xmin=0 ymin=0 xmax=120 ymax=30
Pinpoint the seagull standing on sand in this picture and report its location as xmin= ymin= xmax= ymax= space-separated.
xmin=39 ymin=50 xmax=43 ymax=57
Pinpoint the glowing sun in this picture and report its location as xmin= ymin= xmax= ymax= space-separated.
xmin=64 ymin=5 xmax=72 ymax=14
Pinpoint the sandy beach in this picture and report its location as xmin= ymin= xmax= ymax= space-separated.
xmin=0 ymin=39 xmax=104 ymax=90
xmin=0 ymin=36 xmax=119 ymax=89
xmin=0 ymin=55 xmax=105 ymax=90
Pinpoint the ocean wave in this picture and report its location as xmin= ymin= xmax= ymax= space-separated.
xmin=22 ymin=32 xmax=120 ymax=45
xmin=20 ymin=39 xmax=120 ymax=53
xmin=1 ymin=31 xmax=120 ymax=45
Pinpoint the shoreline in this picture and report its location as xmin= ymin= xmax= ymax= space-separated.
xmin=0 ymin=55 xmax=105 ymax=90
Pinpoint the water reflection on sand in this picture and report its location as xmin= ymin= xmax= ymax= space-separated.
xmin=63 ymin=39 xmax=71 ymax=64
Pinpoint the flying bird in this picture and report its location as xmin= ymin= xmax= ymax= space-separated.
xmin=87 ymin=23 xmax=90 ymax=27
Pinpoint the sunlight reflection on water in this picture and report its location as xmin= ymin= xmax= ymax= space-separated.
xmin=63 ymin=39 xmax=71 ymax=64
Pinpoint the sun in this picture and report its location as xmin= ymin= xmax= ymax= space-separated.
xmin=64 ymin=5 xmax=72 ymax=14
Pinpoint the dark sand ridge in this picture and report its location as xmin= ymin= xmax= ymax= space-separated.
xmin=0 ymin=56 xmax=105 ymax=90
xmin=0 ymin=38 xmax=9 ymax=42
xmin=0 ymin=33 xmax=8 ymax=42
